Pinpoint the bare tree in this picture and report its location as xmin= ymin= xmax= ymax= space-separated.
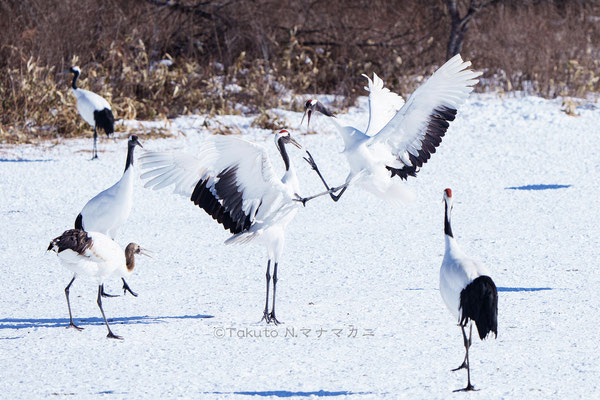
xmin=446 ymin=0 xmax=497 ymax=59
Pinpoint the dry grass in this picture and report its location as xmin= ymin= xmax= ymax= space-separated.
xmin=1 ymin=0 xmax=599 ymax=143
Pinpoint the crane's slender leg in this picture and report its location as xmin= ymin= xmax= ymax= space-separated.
xmin=122 ymin=278 xmax=138 ymax=297
xmin=294 ymin=183 xmax=349 ymax=206
xmin=452 ymin=324 xmax=469 ymax=371
xmin=64 ymin=275 xmax=83 ymax=331
xmin=454 ymin=323 xmax=477 ymax=392
xmin=97 ymin=285 xmax=122 ymax=340
xmin=101 ymin=284 xmax=119 ymax=298
xmin=260 ymin=260 xmax=271 ymax=323
xmin=303 ymin=151 xmax=347 ymax=202
xmin=268 ymin=262 xmax=281 ymax=325
xmin=92 ymin=126 xmax=99 ymax=160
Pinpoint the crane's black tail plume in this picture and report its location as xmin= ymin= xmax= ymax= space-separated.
xmin=74 ymin=213 xmax=83 ymax=230
xmin=460 ymin=275 xmax=498 ymax=340
xmin=94 ymin=108 xmax=115 ymax=136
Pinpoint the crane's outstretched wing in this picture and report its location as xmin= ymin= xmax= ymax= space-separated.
xmin=369 ymin=54 xmax=481 ymax=177
xmin=139 ymin=137 xmax=285 ymax=234
xmin=363 ymin=73 xmax=405 ymax=136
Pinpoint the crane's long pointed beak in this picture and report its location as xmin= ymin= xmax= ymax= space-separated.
xmin=290 ymin=137 xmax=302 ymax=149
xmin=300 ymin=109 xmax=312 ymax=129
xmin=134 ymin=137 xmax=143 ymax=148
xmin=139 ymin=248 xmax=153 ymax=258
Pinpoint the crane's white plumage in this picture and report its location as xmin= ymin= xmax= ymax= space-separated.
xmin=439 ymin=188 xmax=498 ymax=391
xmin=303 ymin=54 xmax=481 ymax=202
xmin=139 ymin=131 xmax=308 ymax=324
xmin=76 ymin=135 xmax=143 ymax=239
xmin=69 ymin=66 xmax=115 ymax=159
xmin=363 ymin=72 xmax=405 ymax=136
xmin=48 ymin=229 xmax=148 ymax=339
xmin=72 ymin=88 xmax=111 ymax=127
xmin=139 ymin=135 xmax=298 ymax=245
xmin=50 ymin=231 xmax=131 ymax=282
xmin=369 ymin=55 xmax=480 ymax=159
xmin=440 ymin=242 xmax=491 ymax=321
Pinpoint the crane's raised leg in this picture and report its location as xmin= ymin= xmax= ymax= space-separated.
xmin=303 ymin=151 xmax=347 ymax=202
xmin=92 ymin=126 xmax=99 ymax=160
xmin=260 ymin=260 xmax=271 ymax=323
xmin=122 ymin=278 xmax=138 ymax=297
xmin=268 ymin=262 xmax=281 ymax=325
xmin=64 ymin=275 xmax=83 ymax=331
xmin=453 ymin=323 xmax=477 ymax=392
xmin=452 ymin=324 xmax=470 ymax=371
xmin=100 ymin=284 xmax=119 ymax=298
xmin=96 ymin=285 xmax=122 ymax=340
xmin=294 ymin=183 xmax=349 ymax=206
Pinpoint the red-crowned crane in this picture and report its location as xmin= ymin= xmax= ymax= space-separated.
xmin=69 ymin=66 xmax=115 ymax=159
xmin=301 ymin=55 xmax=481 ymax=203
xmin=440 ymin=188 xmax=498 ymax=391
xmin=48 ymin=229 xmax=150 ymax=339
xmin=75 ymin=135 xmax=143 ymax=297
xmin=139 ymin=130 xmax=337 ymax=324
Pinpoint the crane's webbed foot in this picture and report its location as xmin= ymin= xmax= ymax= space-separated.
xmin=452 ymin=360 xmax=468 ymax=371
xmin=268 ymin=312 xmax=281 ymax=325
xmin=107 ymin=331 xmax=123 ymax=340
xmin=122 ymin=279 xmax=138 ymax=297
xmin=101 ymin=285 xmax=119 ymax=298
xmin=453 ymin=384 xmax=477 ymax=392
xmin=67 ymin=321 xmax=84 ymax=331
xmin=260 ymin=310 xmax=271 ymax=324
xmin=303 ymin=151 xmax=319 ymax=172
xmin=293 ymin=194 xmax=308 ymax=207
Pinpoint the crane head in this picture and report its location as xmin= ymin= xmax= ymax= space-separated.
xmin=129 ymin=135 xmax=143 ymax=148
xmin=275 ymin=129 xmax=302 ymax=151
xmin=126 ymin=243 xmax=152 ymax=258
xmin=300 ymin=99 xmax=318 ymax=128
xmin=443 ymin=188 xmax=453 ymax=208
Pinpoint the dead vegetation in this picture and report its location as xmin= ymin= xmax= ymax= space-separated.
xmin=1 ymin=0 xmax=599 ymax=143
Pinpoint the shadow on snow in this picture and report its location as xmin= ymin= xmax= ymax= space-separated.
xmin=505 ymin=184 xmax=572 ymax=190
xmin=209 ymin=391 xmax=374 ymax=397
xmin=0 ymin=158 xmax=54 ymax=163
xmin=0 ymin=314 xmax=213 ymax=330
xmin=497 ymin=287 xmax=552 ymax=292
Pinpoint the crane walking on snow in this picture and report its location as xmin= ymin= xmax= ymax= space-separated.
xmin=75 ymin=135 xmax=143 ymax=297
xmin=301 ymin=54 xmax=481 ymax=203
xmin=139 ymin=130 xmax=340 ymax=324
xmin=68 ymin=66 xmax=115 ymax=159
xmin=440 ymin=188 xmax=498 ymax=392
xmin=48 ymin=229 xmax=150 ymax=339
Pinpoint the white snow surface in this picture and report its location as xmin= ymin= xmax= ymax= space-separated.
xmin=1 ymin=94 xmax=599 ymax=399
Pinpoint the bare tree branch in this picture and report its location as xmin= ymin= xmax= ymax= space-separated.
xmin=445 ymin=0 xmax=499 ymax=59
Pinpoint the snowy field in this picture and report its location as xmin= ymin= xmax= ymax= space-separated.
xmin=1 ymin=94 xmax=599 ymax=399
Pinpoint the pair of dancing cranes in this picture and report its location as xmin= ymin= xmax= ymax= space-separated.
xmin=49 ymin=54 xmax=496 ymax=391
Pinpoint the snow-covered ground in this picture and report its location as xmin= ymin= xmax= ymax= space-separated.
xmin=1 ymin=94 xmax=599 ymax=399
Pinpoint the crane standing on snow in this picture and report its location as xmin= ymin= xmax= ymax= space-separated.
xmin=68 ymin=66 xmax=115 ymax=159
xmin=75 ymin=135 xmax=143 ymax=297
xmin=301 ymin=54 xmax=481 ymax=203
xmin=139 ymin=130 xmax=338 ymax=324
xmin=48 ymin=229 xmax=150 ymax=339
xmin=440 ymin=188 xmax=498 ymax=391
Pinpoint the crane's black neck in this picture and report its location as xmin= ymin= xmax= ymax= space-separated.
xmin=278 ymin=137 xmax=290 ymax=171
xmin=444 ymin=201 xmax=454 ymax=238
xmin=71 ymin=71 xmax=80 ymax=90
xmin=125 ymin=141 xmax=137 ymax=172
